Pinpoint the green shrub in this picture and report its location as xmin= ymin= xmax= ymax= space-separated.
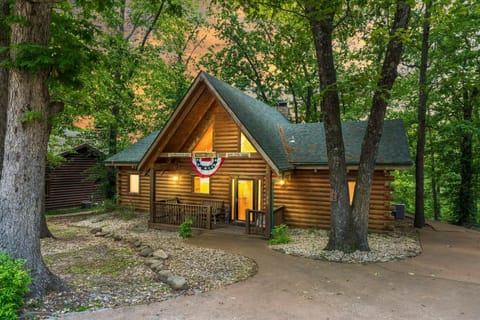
xmin=0 ymin=252 xmax=31 ymax=320
xmin=269 ymin=224 xmax=291 ymax=245
xmin=179 ymin=218 xmax=193 ymax=239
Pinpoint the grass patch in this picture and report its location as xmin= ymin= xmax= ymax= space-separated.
xmin=44 ymin=245 xmax=139 ymax=286
xmin=46 ymin=205 xmax=103 ymax=216
xmin=47 ymin=224 xmax=87 ymax=238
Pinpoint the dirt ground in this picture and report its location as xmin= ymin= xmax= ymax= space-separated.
xmin=61 ymin=220 xmax=480 ymax=320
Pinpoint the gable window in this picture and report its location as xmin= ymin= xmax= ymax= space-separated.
xmin=193 ymin=123 xmax=213 ymax=152
xmin=240 ymin=133 xmax=256 ymax=153
xmin=129 ymin=174 xmax=140 ymax=193
xmin=348 ymin=181 xmax=355 ymax=204
xmin=193 ymin=176 xmax=210 ymax=194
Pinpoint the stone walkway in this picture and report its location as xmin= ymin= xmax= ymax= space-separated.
xmin=62 ymin=221 xmax=480 ymax=320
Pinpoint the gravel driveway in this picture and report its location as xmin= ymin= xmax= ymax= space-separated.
xmin=61 ymin=221 xmax=480 ymax=320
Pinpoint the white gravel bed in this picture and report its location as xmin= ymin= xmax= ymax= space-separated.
xmin=269 ymin=228 xmax=422 ymax=263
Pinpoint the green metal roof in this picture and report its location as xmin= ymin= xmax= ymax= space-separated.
xmin=104 ymin=131 xmax=159 ymax=165
xmin=106 ymin=72 xmax=412 ymax=170
xmin=202 ymin=72 xmax=292 ymax=172
xmin=282 ymin=120 xmax=412 ymax=166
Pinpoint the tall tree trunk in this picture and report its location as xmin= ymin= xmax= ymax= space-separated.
xmin=427 ymin=112 xmax=441 ymax=220
xmin=456 ymin=87 xmax=477 ymax=225
xmin=308 ymin=9 xmax=355 ymax=252
xmin=0 ymin=0 xmax=63 ymax=298
xmin=351 ymin=1 xmax=411 ymax=249
xmin=0 ymin=0 xmax=9 ymax=177
xmin=431 ymin=151 xmax=441 ymax=221
xmin=414 ymin=0 xmax=431 ymax=228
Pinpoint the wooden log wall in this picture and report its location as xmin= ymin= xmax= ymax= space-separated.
xmin=46 ymin=150 xmax=104 ymax=209
xmin=117 ymin=169 xmax=151 ymax=211
xmin=154 ymin=103 xmax=268 ymax=210
xmin=273 ymin=170 xmax=395 ymax=231
xmin=117 ymin=103 xmax=269 ymax=213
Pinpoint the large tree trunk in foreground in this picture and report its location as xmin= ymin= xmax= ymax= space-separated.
xmin=414 ymin=0 xmax=431 ymax=228
xmin=0 ymin=0 xmax=9 ymax=177
xmin=308 ymin=10 xmax=355 ymax=252
xmin=308 ymin=1 xmax=410 ymax=251
xmin=0 ymin=0 xmax=63 ymax=298
xmin=351 ymin=1 xmax=411 ymax=249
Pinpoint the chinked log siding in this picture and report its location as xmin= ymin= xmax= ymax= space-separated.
xmin=273 ymin=170 xmax=395 ymax=231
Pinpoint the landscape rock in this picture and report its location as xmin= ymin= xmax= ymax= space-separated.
xmin=90 ymin=227 xmax=102 ymax=234
xmin=113 ymin=234 xmax=122 ymax=241
xmin=167 ymin=275 xmax=188 ymax=290
xmin=150 ymin=261 xmax=164 ymax=271
xmin=157 ymin=270 xmax=173 ymax=282
xmin=139 ymin=246 xmax=153 ymax=257
xmin=144 ymin=258 xmax=159 ymax=267
xmin=94 ymin=232 xmax=108 ymax=237
xmin=152 ymin=249 xmax=169 ymax=260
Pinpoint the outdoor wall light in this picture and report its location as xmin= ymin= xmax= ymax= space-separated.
xmin=278 ymin=179 xmax=286 ymax=186
xmin=171 ymin=175 xmax=179 ymax=182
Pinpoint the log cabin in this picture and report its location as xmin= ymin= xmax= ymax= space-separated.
xmin=105 ymin=72 xmax=412 ymax=237
xmin=46 ymin=144 xmax=104 ymax=210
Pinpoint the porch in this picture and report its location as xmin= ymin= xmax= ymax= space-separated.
xmin=148 ymin=198 xmax=285 ymax=238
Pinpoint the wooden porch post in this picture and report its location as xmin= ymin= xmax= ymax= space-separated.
xmin=265 ymin=166 xmax=272 ymax=238
xmin=149 ymin=169 xmax=156 ymax=223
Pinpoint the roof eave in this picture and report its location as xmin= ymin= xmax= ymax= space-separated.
xmin=201 ymin=72 xmax=283 ymax=176
xmin=136 ymin=73 xmax=206 ymax=172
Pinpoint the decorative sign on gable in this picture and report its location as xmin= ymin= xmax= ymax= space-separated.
xmin=191 ymin=157 xmax=224 ymax=178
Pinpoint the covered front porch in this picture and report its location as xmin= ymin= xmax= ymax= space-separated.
xmin=148 ymin=196 xmax=285 ymax=238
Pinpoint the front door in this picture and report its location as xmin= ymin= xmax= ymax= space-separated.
xmin=232 ymin=178 xmax=260 ymax=222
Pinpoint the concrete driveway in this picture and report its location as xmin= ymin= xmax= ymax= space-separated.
xmin=64 ymin=221 xmax=480 ymax=320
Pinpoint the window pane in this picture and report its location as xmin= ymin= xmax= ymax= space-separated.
xmin=193 ymin=124 xmax=213 ymax=152
xmin=348 ymin=181 xmax=355 ymax=205
xmin=193 ymin=177 xmax=210 ymax=194
xmin=240 ymin=133 xmax=256 ymax=152
xmin=130 ymin=174 xmax=140 ymax=193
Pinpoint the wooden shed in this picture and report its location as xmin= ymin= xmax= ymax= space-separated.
xmin=105 ymin=72 xmax=412 ymax=236
xmin=46 ymin=144 xmax=104 ymax=210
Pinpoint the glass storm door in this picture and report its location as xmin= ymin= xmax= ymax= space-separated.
xmin=232 ymin=178 xmax=258 ymax=221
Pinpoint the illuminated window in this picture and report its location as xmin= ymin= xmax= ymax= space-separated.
xmin=240 ymin=133 xmax=256 ymax=152
xmin=193 ymin=177 xmax=210 ymax=194
xmin=129 ymin=174 xmax=140 ymax=193
xmin=193 ymin=123 xmax=213 ymax=152
xmin=348 ymin=181 xmax=355 ymax=204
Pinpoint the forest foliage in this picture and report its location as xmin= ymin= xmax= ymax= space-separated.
xmin=44 ymin=0 xmax=479 ymax=226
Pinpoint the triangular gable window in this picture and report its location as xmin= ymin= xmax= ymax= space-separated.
xmin=193 ymin=123 xmax=213 ymax=152
xmin=240 ymin=133 xmax=256 ymax=153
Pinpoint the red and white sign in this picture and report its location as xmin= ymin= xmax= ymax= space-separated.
xmin=191 ymin=157 xmax=224 ymax=178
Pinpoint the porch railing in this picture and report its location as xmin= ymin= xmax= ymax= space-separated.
xmin=245 ymin=206 xmax=286 ymax=238
xmin=245 ymin=209 xmax=268 ymax=237
xmin=153 ymin=202 xmax=212 ymax=229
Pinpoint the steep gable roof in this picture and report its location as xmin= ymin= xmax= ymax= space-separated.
xmin=201 ymin=72 xmax=291 ymax=172
xmin=107 ymin=72 xmax=412 ymax=171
